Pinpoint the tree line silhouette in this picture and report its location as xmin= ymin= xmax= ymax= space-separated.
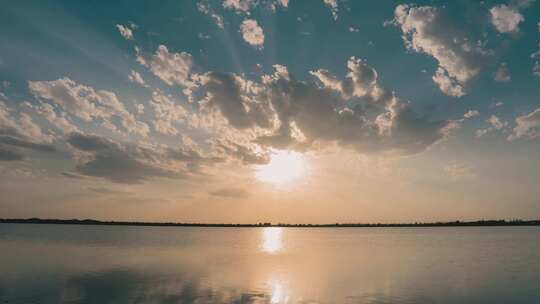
xmin=1 ymin=218 xmax=539 ymax=227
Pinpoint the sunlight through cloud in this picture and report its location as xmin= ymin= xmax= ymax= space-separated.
xmin=255 ymin=150 xmax=307 ymax=186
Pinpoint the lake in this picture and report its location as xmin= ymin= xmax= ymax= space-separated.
xmin=1 ymin=224 xmax=539 ymax=303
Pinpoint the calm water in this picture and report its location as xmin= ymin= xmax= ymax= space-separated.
xmin=1 ymin=224 xmax=540 ymax=304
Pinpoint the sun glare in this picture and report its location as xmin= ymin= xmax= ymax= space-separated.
xmin=255 ymin=150 xmax=307 ymax=186
xmin=261 ymin=227 xmax=283 ymax=254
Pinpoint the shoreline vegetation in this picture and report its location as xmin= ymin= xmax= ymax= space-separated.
xmin=1 ymin=218 xmax=540 ymax=228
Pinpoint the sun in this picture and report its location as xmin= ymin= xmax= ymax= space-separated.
xmin=255 ymin=150 xmax=307 ymax=186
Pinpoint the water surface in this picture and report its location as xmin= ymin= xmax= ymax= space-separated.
xmin=1 ymin=224 xmax=539 ymax=303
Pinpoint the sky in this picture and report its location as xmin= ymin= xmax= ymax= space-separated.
xmin=1 ymin=0 xmax=540 ymax=223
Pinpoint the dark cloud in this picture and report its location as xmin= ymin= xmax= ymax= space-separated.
xmin=200 ymin=72 xmax=274 ymax=129
xmin=67 ymin=133 xmax=115 ymax=152
xmin=61 ymin=171 xmax=86 ymax=179
xmin=66 ymin=132 xmax=228 ymax=184
xmin=189 ymin=60 xmax=454 ymax=156
xmin=67 ymin=132 xmax=177 ymax=184
xmin=87 ymin=187 xmax=133 ymax=195
xmin=75 ymin=153 xmax=176 ymax=184
xmin=249 ymin=64 xmax=454 ymax=155
xmin=215 ymin=140 xmax=270 ymax=165
xmin=0 ymin=135 xmax=56 ymax=152
xmin=209 ymin=187 xmax=249 ymax=198
xmin=0 ymin=146 xmax=24 ymax=161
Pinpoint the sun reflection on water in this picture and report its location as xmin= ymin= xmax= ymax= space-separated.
xmin=261 ymin=227 xmax=283 ymax=254
xmin=270 ymin=280 xmax=288 ymax=304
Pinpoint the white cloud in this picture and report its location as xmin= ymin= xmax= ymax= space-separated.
xmin=489 ymin=5 xmax=524 ymax=33
xmin=509 ymin=107 xmax=540 ymax=140
xmin=134 ymin=46 xmax=147 ymax=66
xmin=240 ymin=19 xmax=265 ymax=49
xmin=197 ymin=2 xmax=225 ymax=29
xmin=29 ymin=78 xmax=149 ymax=137
xmin=136 ymin=104 xmax=145 ymax=115
xmin=198 ymin=33 xmax=211 ymax=40
xmin=392 ymin=4 xmax=486 ymax=97
xmin=432 ymin=67 xmax=465 ymax=97
xmin=323 ymin=0 xmax=338 ymax=20
xmin=25 ymin=102 xmax=78 ymax=134
xmin=0 ymin=102 xmax=52 ymax=143
xmin=223 ymin=0 xmax=256 ymax=13
xmin=488 ymin=115 xmax=506 ymax=130
xmin=311 ymin=57 xmax=379 ymax=99
xmin=128 ymin=70 xmax=146 ymax=86
xmin=150 ymin=90 xmax=189 ymax=135
xmin=147 ymin=45 xmax=197 ymax=89
xmin=116 ymin=24 xmax=134 ymax=40
xmin=349 ymin=27 xmax=360 ymax=33
xmin=276 ymin=0 xmax=289 ymax=8
xmin=476 ymin=115 xmax=508 ymax=137
xmin=464 ymin=110 xmax=480 ymax=118
xmin=533 ymin=61 xmax=540 ymax=77
xmin=494 ymin=63 xmax=511 ymax=82
xmin=0 ymin=102 xmax=56 ymax=161
xmin=491 ymin=101 xmax=504 ymax=108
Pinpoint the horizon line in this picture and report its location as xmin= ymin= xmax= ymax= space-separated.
xmin=1 ymin=218 xmax=540 ymax=228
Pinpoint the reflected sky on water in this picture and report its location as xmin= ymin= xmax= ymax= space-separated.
xmin=1 ymin=224 xmax=540 ymax=303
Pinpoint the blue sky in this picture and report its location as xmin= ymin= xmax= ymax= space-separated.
xmin=1 ymin=0 xmax=540 ymax=222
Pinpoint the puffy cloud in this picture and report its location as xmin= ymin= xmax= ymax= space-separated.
xmin=116 ymin=24 xmax=134 ymax=40
xmin=494 ymin=63 xmax=511 ymax=82
xmin=323 ymin=0 xmax=338 ymax=20
xmin=25 ymin=102 xmax=79 ymax=134
xmin=509 ymin=107 xmax=540 ymax=140
xmin=0 ymin=102 xmax=56 ymax=161
xmin=136 ymin=104 xmax=145 ymax=115
xmin=67 ymin=132 xmax=175 ymax=183
xmin=255 ymin=62 xmax=454 ymax=155
xmin=488 ymin=115 xmax=506 ymax=130
xmin=476 ymin=115 xmax=508 ymax=137
xmin=464 ymin=110 xmax=480 ymax=118
xmin=128 ymin=70 xmax=146 ymax=86
xmin=209 ymin=187 xmax=249 ymax=198
xmin=215 ymin=139 xmax=270 ymax=164
xmin=147 ymin=45 xmax=197 ymax=89
xmin=136 ymin=49 xmax=456 ymax=157
xmin=276 ymin=0 xmax=289 ymax=8
xmin=223 ymin=0 xmax=256 ymax=13
xmin=489 ymin=5 xmax=524 ymax=34
xmin=198 ymin=72 xmax=274 ymax=130
xmin=197 ymin=2 xmax=225 ymax=29
xmin=149 ymin=90 xmax=190 ymax=135
xmin=240 ymin=19 xmax=265 ymax=49
xmin=0 ymin=102 xmax=51 ymax=143
xmin=135 ymin=46 xmax=147 ymax=66
xmin=392 ymin=4 xmax=486 ymax=97
xmin=311 ymin=57 xmax=379 ymax=99
xmin=533 ymin=61 xmax=540 ymax=77
xmin=432 ymin=67 xmax=465 ymax=97
xmin=29 ymin=78 xmax=150 ymax=137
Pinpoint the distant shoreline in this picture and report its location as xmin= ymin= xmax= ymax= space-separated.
xmin=1 ymin=218 xmax=540 ymax=228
